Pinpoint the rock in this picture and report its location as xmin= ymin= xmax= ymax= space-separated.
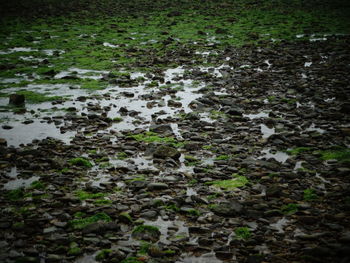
xmin=340 ymin=232 xmax=350 ymax=243
xmin=149 ymin=124 xmax=173 ymax=135
xmin=211 ymin=201 xmax=243 ymax=216
xmin=9 ymin=94 xmax=25 ymax=105
xmin=153 ymin=145 xmax=181 ymax=159
xmin=140 ymin=210 xmax=158 ymax=219
xmin=0 ymin=138 xmax=7 ymax=146
xmin=132 ymin=225 xmax=161 ymax=242
xmin=266 ymin=185 xmax=282 ymax=198
xmin=82 ymin=221 xmax=119 ymax=234
xmin=215 ymin=251 xmax=233 ymax=260
xmin=2 ymin=125 xmax=13 ymax=130
xmin=147 ymin=182 xmax=169 ymax=190
xmin=225 ymin=106 xmax=243 ymax=117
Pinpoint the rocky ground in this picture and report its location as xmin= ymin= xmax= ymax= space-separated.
xmin=1 ymin=1 xmax=350 ymax=263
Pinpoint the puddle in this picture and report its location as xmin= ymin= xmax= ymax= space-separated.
xmin=55 ymin=68 xmax=108 ymax=80
xmin=103 ymin=42 xmax=118 ymax=48
xmin=1 ymin=83 xmax=83 ymax=98
xmin=176 ymin=252 xmax=223 ymax=263
xmin=3 ymin=175 xmax=40 ymax=190
xmin=110 ymin=155 xmax=154 ymax=170
xmin=0 ymin=120 xmax=75 ymax=147
xmin=143 ymin=216 xmax=189 ymax=245
xmin=186 ymin=187 xmax=197 ymax=196
xmin=305 ymin=123 xmax=325 ymax=134
xmin=75 ymin=252 xmax=98 ymax=263
xmin=42 ymin=49 xmax=65 ymax=56
xmin=270 ymin=217 xmax=289 ymax=234
xmin=0 ymin=47 xmax=38 ymax=54
xmin=259 ymin=149 xmax=289 ymax=163
xmin=260 ymin=124 xmax=275 ymax=139
xmin=6 ymin=167 xmax=19 ymax=179
xmin=293 ymin=161 xmax=304 ymax=171
xmin=244 ymin=112 xmax=269 ymax=120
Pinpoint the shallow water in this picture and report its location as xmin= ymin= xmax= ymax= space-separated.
xmin=3 ymin=175 xmax=40 ymax=190
xmin=260 ymin=148 xmax=289 ymax=163
xmin=260 ymin=124 xmax=275 ymax=139
xmin=143 ymin=216 xmax=189 ymax=245
xmin=176 ymin=252 xmax=223 ymax=263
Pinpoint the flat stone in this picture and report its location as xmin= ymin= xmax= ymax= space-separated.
xmin=147 ymin=182 xmax=169 ymax=190
xmin=211 ymin=201 xmax=243 ymax=216
xmin=153 ymin=145 xmax=181 ymax=159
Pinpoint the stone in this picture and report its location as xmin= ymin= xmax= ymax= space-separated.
xmin=9 ymin=94 xmax=25 ymax=105
xmin=215 ymin=251 xmax=233 ymax=260
xmin=149 ymin=124 xmax=173 ymax=135
xmin=211 ymin=201 xmax=243 ymax=216
xmin=266 ymin=185 xmax=282 ymax=198
xmin=0 ymin=138 xmax=7 ymax=146
xmin=147 ymin=182 xmax=169 ymax=190
xmin=153 ymin=145 xmax=181 ymax=159
xmin=140 ymin=210 xmax=158 ymax=219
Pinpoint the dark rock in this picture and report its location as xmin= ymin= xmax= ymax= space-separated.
xmin=153 ymin=145 xmax=180 ymax=159
xmin=215 ymin=251 xmax=233 ymax=260
xmin=2 ymin=125 xmax=13 ymax=130
xmin=0 ymin=138 xmax=7 ymax=146
xmin=149 ymin=124 xmax=173 ymax=135
xmin=147 ymin=182 xmax=169 ymax=190
xmin=140 ymin=210 xmax=158 ymax=219
xmin=266 ymin=185 xmax=282 ymax=198
xmin=9 ymin=94 xmax=25 ymax=105
xmin=211 ymin=201 xmax=243 ymax=216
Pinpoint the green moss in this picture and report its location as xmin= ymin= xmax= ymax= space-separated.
xmin=303 ymin=189 xmax=318 ymax=201
xmin=210 ymin=110 xmax=226 ymax=120
xmin=215 ymin=155 xmax=230 ymax=161
xmin=281 ymin=203 xmax=298 ymax=215
xmin=15 ymin=90 xmax=63 ymax=103
xmin=93 ymin=199 xmax=112 ymax=205
xmin=164 ymin=204 xmax=180 ymax=212
xmin=117 ymin=152 xmax=128 ymax=160
xmin=120 ymin=258 xmax=142 ymax=263
xmin=139 ymin=241 xmax=151 ymax=255
xmin=132 ymin=225 xmax=160 ymax=234
xmin=319 ymin=147 xmax=350 ymax=163
xmin=208 ymin=175 xmax=249 ymax=190
xmin=69 ymin=157 xmax=93 ymax=168
xmin=6 ymin=189 xmax=24 ymax=201
xmin=113 ymin=117 xmax=123 ymax=123
xmin=75 ymin=190 xmax=106 ymax=200
xmin=119 ymin=212 xmax=133 ymax=224
xmin=184 ymin=155 xmax=201 ymax=166
xmin=286 ymin=147 xmax=313 ymax=155
xmin=129 ymin=131 xmax=182 ymax=147
xmin=30 ymin=180 xmax=45 ymax=190
xmin=95 ymin=249 xmax=112 ymax=261
xmin=80 ymin=80 xmax=107 ymax=90
xmin=69 ymin=212 xmax=112 ymax=229
xmin=186 ymin=208 xmax=201 ymax=216
xmin=68 ymin=242 xmax=81 ymax=256
xmin=235 ymin=227 xmax=251 ymax=240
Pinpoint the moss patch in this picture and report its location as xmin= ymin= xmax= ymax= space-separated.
xmin=208 ymin=175 xmax=249 ymax=190
xmin=69 ymin=157 xmax=93 ymax=168
xmin=69 ymin=212 xmax=112 ymax=229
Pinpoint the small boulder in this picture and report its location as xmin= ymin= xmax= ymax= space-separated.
xmin=9 ymin=94 xmax=25 ymax=105
xmin=211 ymin=201 xmax=243 ymax=216
xmin=153 ymin=145 xmax=180 ymax=160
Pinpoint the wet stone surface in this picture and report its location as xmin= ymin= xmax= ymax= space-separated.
xmin=0 ymin=13 xmax=350 ymax=263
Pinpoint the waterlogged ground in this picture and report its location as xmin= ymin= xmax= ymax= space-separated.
xmin=1 ymin=1 xmax=350 ymax=263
